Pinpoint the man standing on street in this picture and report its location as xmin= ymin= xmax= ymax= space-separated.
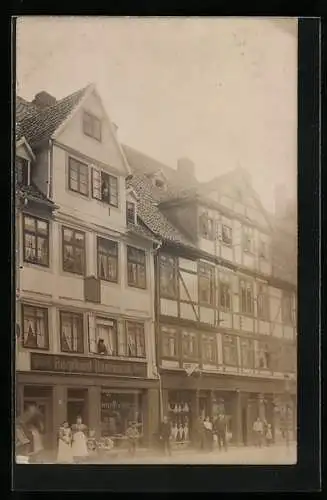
xmin=214 ymin=413 xmax=228 ymax=452
xmin=159 ymin=416 xmax=172 ymax=456
xmin=253 ymin=417 xmax=264 ymax=447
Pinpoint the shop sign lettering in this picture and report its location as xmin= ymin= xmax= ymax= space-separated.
xmin=30 ymin=353 xmax=147 ymax=378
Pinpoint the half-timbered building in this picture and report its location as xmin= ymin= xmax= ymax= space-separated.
xmin=124 ymin=146 xmax=297 ymax=446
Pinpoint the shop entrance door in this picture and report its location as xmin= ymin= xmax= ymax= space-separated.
xmin=67 ymin=389 xmax=88 ymax=427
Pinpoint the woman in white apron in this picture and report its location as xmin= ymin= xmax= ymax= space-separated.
xmin=71 ymin=416 xmax=88 ymax=462
xmin=57 ymin=421 xmax=73 ymax=463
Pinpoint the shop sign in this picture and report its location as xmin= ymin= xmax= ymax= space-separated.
xmin=30 ymin=353 xmax=147 ymax=378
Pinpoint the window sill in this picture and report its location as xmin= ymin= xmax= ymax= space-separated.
xmin=62 ymin=268 xmax=85 ymax=278
xmin=22 ymin=346 xmax=50 ymax=352
xmin=22 ymin=260 xmax=51 ymax=270
xmin=127 ymin=283 xmax=147 ymax=291
xmin=89 ymin=353 xmax=147 ymax=362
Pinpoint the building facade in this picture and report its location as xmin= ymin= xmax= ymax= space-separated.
xmin=15 ymin=86 xmax=160 ymax=451
xmin=125 ymin=150 xmax=297 ymax=446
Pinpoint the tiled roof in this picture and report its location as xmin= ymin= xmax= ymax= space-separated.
xmin=127 ymin=173 xmax=195 ymax=246
xmin=126 ymin=220 xmax=159 ymax=242
xmin=17 ymin=85 xmax=90 ymax=146
xmin=16 ymin=96 xmax=39 ymax=122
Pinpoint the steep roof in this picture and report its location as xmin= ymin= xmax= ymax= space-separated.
xmin=16 ymin=96 xmax=39 ymax=122
xmin=16 ymin=85 xmax=91 ymax=146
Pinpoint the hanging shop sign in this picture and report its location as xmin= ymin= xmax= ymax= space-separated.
xmin=30 ymin=353 xmax=147 ymax=378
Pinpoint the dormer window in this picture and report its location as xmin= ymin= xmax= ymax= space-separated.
xmin=83 ymin=111 xmax=102 ymax=142
xmin=126 ymin=202 xmax=136 ymax=225
xmin=16 ymin=157 xmax=29 ymax=186
xmin=154 ymin=178 xmax=165 ymax=189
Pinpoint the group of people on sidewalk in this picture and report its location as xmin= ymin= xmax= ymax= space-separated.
xmin=252 ymin=417 xmax=273 ymax=447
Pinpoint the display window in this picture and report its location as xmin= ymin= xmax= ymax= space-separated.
xmin=167 ymin=391 xmax=192 ymax=442
xmin=100 ymin=391 xmax=143 ymax=442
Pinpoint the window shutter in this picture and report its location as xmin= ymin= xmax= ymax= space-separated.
xmin=88 ymin=314 xmax=97 ymax=353
xmin=91 ymin=166 xmax=101 ymax=200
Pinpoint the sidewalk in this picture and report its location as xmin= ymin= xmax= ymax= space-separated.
xmin=30 ymin=442 xmax=297 ymax=465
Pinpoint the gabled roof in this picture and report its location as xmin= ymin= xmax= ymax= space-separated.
xmin=16 ymin=96 xmax=39 ymax=122
xmin=17 ymin=85 xmax=91 ymax=146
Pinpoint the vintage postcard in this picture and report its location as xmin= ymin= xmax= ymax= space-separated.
xmin=15 ymin=16 xmax=298 ymax=467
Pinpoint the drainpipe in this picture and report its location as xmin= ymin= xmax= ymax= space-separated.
xmin=47 ymin=140 xmax=52 ymax=199
xmin=153 ymin=243 xmax=163 ymax=424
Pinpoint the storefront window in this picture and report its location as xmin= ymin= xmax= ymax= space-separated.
xmin=100 ymin=392 xmax=143 ymax=439
xmin=168 ymin=391 xmax=192 ymax=442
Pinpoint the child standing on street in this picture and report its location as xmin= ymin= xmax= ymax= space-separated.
xmin=266 ymin=424 xmax=273 ymax=446
xmin=87 ymin=429 xmax=98 ymax=460
xmin=126 ymin=421 xmax=139 ymax=457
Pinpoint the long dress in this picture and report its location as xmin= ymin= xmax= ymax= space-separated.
xmin=71 ymin=424 xmax=88 ymax=459
xmin=57 ymin=427 xmax=73 ymax=463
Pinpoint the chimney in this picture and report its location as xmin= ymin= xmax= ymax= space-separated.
xmin=177 ymin=157 xmax=195 ymax=181
xmin=32 ymin=91 xmax=57 ymax=109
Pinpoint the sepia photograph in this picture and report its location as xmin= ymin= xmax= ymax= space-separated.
xmin=14 ymin=16 xmax=298 ymax=467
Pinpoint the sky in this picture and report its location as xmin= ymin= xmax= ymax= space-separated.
xmin=16 ymin=17 xmax=298 ymax=212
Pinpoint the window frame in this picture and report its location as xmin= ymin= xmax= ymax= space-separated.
xmin=22 ymin=304 xmax=49 ymax=350
xmin=127 ymin=245 xmax=147 ymax=289
xmin=181 ymin=330 xmax=198 ymax=360
xmin=126 ymin=201 xmax=137 ymax=225
xmin=125 ymin=321 xmax=146 ymax=359
xmin=281 ymin=291 xmax=294 ymax=325
xmin=198 ymin=262 xmax=215 ymax=307
xmin=159 ymin=254 xmax=178 ymax=300
xmin=221 ymin=224 xmax=233 ymax=246
xmin=68 ymin=156 xmax=89 ymax=197
xmin=59 ymin=310 xmax=84 ymax=354
xmin=93 ymin=317 xmax=118 ymax=356
xmin=161 ymin=326 xmax=179 ymax=359
xmin=62 ymin=226 xmax=86 ymax=276
xmin=243 ymin=226 xmax=254 ymax=254
xmin=23 ymin=214 xmax=50 ymax=267
xmin=240 ymin=337 xmax=255 ymax=369
xmin=240 ymin=279 xmax=254 ymax=316
xmin=97 ymin=237 xmax=119 ymax=283
xmin=222 ymin=334 xmax=238 ymax=366
xmin=219 ymin=273 xmax=232 ymax=312
xmin=83 ymin=110 xmax=102 ymax=142
xmin=256 ymin=341 xmax=272 ymax=370
xmin=201 ymin=334 xmax=217 ymax=364
xmin=91 ymin=167 xmax=119 ymax=208
xmin=259 ymin=239 xmax=268 ymax=260
xmin=257 ymin=283 xmax=270 ymax=321
xmin=199 ymin=213 xmax=215 ymax=241
xmin=16 ymin=156 xmax=30 ymax=186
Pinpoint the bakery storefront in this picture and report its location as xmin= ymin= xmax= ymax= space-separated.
xmin=16 ymin=353 xmax=160 ymax=450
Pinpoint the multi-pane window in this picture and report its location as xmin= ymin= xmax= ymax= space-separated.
xmin=199 ymin=213 xmax=214 ymax=240
xmin=16 ymin=157 xmax=29 ymax=186
xmin=256 ymin=341 xmax=271 ymax=370
xmin=125 ymin=321 xmax=145 ymax=358
xmin=97 ymin=237 xmax=118 ymax=282
xmin=282 ymin=291 xmax=293 ymax=325
xmin=202 ymin=334 xmax=217 ymax=363
xmin=23 ymin=215 xmax=49 ymax=267
xmin=92 ymin=168 xmax=118 ymax=207
xmin=243 ymin=226 xmax=254 ymax=253
xmin=60 ymin=311 xmax=84 ymax=353
xmin=221 ymin=224 xmax=233 ymax=246
xmin=62 ymin=227 xmax=85 ymax=275
xmin=240 ymin=279 xmax=254 ymax=315
xmin=93 ymin=317 xmax=117 ymax=356
xmin=240 ymin=338 xmax=254 ymax=369
xmin=182 ymin=331 xmax=197 ymax=359
xmin=22 ymin=305 xmax=49 ymax=349
xmin=127 ymin=246 xmax=146 ymax=289
xmin=219 ymin=273 xmax=231 ymax=311
xmin=257 ymin=284 xmax=270 ymax=320
xmin=83 ymin=111 xmax=102 ymax=141
xmin=223 ymin=335 xmax=238 ymax=366
xmin=68 ymin=157 xmax=89 ymax=196
xmin=161 ymin=326 xmax=179 ymax=358
xmin=160 ymin=254 xmax=177 ymax=299
xmin=198 ymin=262 xmax=215 ymax=306
xmin=259 ymin=240 xmax=268 ymax=259
xmin=126 ymin=202 xmax=136 ymax=224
